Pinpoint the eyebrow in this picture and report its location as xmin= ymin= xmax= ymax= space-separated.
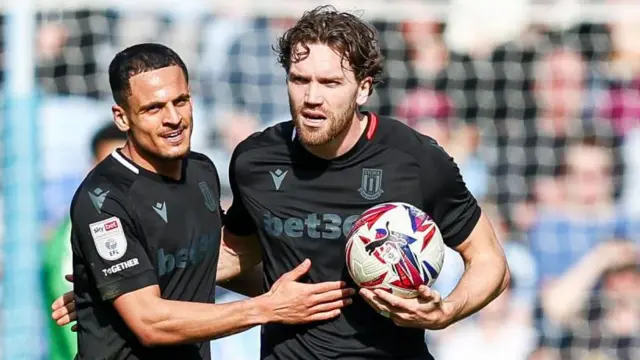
xmin=139 ymin=93 xmax=190 ymax=112
xmin=289 ymin=72 xmax=344 ymax=82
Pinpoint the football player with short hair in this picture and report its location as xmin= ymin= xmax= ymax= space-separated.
xmin=63 ymin=42 xmax=353 ymax=360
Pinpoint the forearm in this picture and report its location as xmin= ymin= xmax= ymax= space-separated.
xmin=445 ymin=253 xmax=510 ymax=324
xmin=541 ymin=251 xmax=604 ymax=324
xmin=216 ymin=229 xmax=261 ymax=282
xmin=216 ymin=247 xmax=251 ymax=282
xmin=218 ymin=263 xmax=265 ymax=297
xmin=137 ymin=295 xmax=271 ymax=346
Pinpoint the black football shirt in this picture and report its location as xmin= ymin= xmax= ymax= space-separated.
xmin=225 ymin=113 xmax=482 ymax=360
xmin=70 ymin=149 xmax=223 ymax=360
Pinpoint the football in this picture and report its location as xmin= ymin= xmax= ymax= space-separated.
xmin=345 ymin=202 xmax=445 ymax=298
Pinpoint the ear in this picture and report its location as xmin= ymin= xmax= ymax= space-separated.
xmin=356 ymin=77 xmax=373 ymax=106
xmin=112 ymin=105 xmax=130 ymax=132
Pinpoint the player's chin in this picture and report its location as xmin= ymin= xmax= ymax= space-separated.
xmin=295 ymin=122 xmax=330 ymax=145
xmin=297 ymin=131 xmax=332 ymax=147
xmin=160 ymin=143 xmax=190 ymax=160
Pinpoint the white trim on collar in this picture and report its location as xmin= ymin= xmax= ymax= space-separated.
xmin=110 ymin=150 xmax=139 ymax=174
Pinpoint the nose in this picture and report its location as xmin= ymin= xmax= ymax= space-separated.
xmin=304 ymin=82 xmax=323 ymax=106
xmin=163 ymin=102 xmax=182 ymax=125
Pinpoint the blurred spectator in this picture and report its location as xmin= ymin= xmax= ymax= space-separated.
xmin=366 ymin=19 xmax=447 ymax=116
xmin=596 ymin=75 xmax=640 ymax=135
xmin=534 ymin=49 xmax=585 ymax=134
xmin=529 ymin=139 xmax=639 ymax=285
xmin=37 ymin=22 xmax=68 ymax=61
xmin=214 ymin=18 xmax=295 ymax=126
xmin=593 ymin=0 xmax=640 ymax=135
xmin=429 ymin=30 xmax=539 ymax=231
xmin=35 ymin=11 xmax=111 ymax=98
xmin=42 ymin=122 xmax=126 ymax=360
xmin=395 ymin=89 xmax=488 ymax=200
xmin=540 ymin=240 xmax=639 ymax=360
xmin=588 ymin=4 xmax=640 ymax=216
xmin=199 ymin=14 xmax=251 ymax=118
xmin=495 ymin=48 xmax=623 ymax=232
xmin=528 ymin=139 xmax=640 ymax=350
xmin=400 ymin=21 xmax=449 ymax=82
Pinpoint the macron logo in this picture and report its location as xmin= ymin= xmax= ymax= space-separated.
xmin=269 ymin=169 xmax=288 ymax=191
xmin=152 ymin=202 xmax=167 ymax=223
xmin=89 ymin=188 xmax=109 ymax=214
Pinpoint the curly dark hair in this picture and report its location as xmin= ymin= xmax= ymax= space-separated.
xmin=274 ymin=5 xmax=385 ymax=94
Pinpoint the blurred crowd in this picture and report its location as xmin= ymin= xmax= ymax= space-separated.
xmin=0 ymin=1 xmax=639 ymax=359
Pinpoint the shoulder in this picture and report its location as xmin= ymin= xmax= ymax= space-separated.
xmin=187 ymin=151 xmax=222 ymax=174
xmin=187 ymin=151 xmax=215 ymax=165
xmin=231 ymin=121 xmax=294 ymax=164
xmin=186 ymin=151 xmax=224 ymax=193
xmin=70 ymin=158 xmax=135 ymax=221
xmin=372 ymin=115 xmax=453 ymax=167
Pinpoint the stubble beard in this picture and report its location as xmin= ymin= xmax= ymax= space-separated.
xmin=292 ymin=99 xmax=357 ymax=147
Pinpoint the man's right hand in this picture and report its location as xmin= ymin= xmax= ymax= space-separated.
xmin=51 ymin=274 xmax=77 ymax=331
xmin=259 ymin=259 xmax=355 ymax=324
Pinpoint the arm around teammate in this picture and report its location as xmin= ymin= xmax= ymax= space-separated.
xmin=70 ymin=186 xmax=352 ymax=347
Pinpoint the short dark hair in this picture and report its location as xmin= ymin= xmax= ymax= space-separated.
xmin=274 ymin=5 xmax=384 ymax=94
xmin=90 ymin=122 xmax=127 ymax=159
xmin=108 ymin=43 xmax=189 ymax=107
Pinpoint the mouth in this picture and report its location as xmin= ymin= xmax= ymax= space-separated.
xmin=160 ymin=128 xmax=186 ymax=144
xmin=300 ymin=110 xmax=327 ymax=127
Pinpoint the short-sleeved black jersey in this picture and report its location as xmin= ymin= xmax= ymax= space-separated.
xmin=70 ymin=149 xmax=223 ymax=360
xmin=225 ymin=113 xmax=481 ymax=360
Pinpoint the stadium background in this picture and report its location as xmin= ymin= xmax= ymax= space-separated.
xmin=1 ymin=0 xmax=639 ymax=359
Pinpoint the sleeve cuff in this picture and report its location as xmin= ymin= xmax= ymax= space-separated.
xmin=98 ymin=269 xmax=158 ymax=301
xmin=445 ymin=205 xmax=482 ymax=248
xmin=223 ymin=216 xmax=256 ymax=237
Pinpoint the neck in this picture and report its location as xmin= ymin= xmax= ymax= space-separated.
xmin=304 ymin=112 xmax=368 ymax=160
xmin=122 ymin=142 xmax=182 ymax=180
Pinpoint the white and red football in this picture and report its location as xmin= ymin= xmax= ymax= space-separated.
xmin=345 ymin=202 xmax=445 ymax=298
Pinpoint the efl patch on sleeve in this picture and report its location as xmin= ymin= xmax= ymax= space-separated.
xmin=89 ymin=216 xmax=128 ymax=261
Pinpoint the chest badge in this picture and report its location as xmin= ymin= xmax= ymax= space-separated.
xmin=359 ymin=168 xmax=384 ymax=200
xmin=198 ymin=182 xmax=218 ymax=212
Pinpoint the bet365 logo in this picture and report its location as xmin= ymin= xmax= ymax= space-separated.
xmin=156 ymin=233 xmax=219 ymax=276
xmin=263 ymin=212 xmax=359 ymax=239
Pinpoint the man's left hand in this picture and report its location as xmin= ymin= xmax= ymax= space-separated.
xmin=359 ymin=285 xmax=458 ymax=330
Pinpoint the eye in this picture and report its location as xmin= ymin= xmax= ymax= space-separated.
xmin=146 ymin=105 xmax=162 ymax=114
xmin=289 ymin=75 xmax=308 ymax=84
